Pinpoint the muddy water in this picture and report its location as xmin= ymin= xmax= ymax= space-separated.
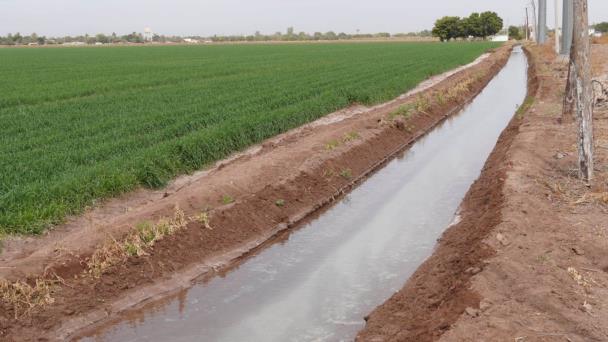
xmin=84 ymin=47 xmax=528 ymax=342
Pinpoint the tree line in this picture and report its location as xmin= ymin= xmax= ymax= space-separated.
xmin=0 ymin=32 xmax=181 ymax=45
xmin=595 ymin=22 xmax=608 ymax=33
xmin=432 ymin=12 xmax=504 ymax=42
xmin=0 ymin=29 xmax=433 ymax=46
xmin=209 ymin=29 xmax=431 ymax=43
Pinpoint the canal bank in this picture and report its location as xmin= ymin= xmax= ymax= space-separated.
xmin=79 ymin=47 xmax=528 ymax=341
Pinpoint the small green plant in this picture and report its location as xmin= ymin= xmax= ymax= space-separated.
xmin=136 ymin=221 xmax=155 ymax=244
xmin=342 ymin=131 xmax=360 ymax=143
xmin=340 ymin=169 xmax=353 ymax=179
xmin=323 ymin=169 xmax=336 ymax=179
xmin=325 ymin=140 xmax=340 ymax=151
xmin=434 ymin=92 xmax=446 ymax=106
xmin=275 ymin=199 xmax=285 ymax=207
xmin=516 ymin=95 xmax=535 ymax=118
xmin=123 ymin=241 xmax=143 ymax=257
xmin=390 ymin=103 xmax=416 ymax=119
xmin=222 ymin=195 xmax=234 ymax=205
xmin=193 ymin=211 xmax=212 ymax=230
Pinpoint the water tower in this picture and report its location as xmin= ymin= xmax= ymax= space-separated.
xmin=144 ymin=27 xmax=153 ymax=42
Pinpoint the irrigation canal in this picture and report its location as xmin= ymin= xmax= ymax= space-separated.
xmin=83 ymin=46 xmax=528 ymax=342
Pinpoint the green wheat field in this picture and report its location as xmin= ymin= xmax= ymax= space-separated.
xmin=0 ymin=41 xmax=499 ymax=234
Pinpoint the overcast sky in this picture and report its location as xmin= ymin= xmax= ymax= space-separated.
xmin=1 ymin=0 xmax=606 ymax=37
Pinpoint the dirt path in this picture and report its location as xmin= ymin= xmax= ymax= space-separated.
xmin=358 ymin=44 xmax=608 ymax=341
xmin=0 ymin=46 xmax=512 ymax=341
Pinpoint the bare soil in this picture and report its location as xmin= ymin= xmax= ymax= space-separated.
xmin=358 ymin=44 xmax=608 ymax=342
xmin=0 ymin=46 xmax=512 ymax=341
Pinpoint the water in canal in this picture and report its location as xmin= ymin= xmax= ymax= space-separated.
xmin=85 ymin=47 xmax=528 ymax=342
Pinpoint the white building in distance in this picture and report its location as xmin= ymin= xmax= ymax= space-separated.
xmin=144 ymin=28 xmax=153 ymax=42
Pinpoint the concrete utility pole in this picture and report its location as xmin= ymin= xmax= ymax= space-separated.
xmin=555 ymin=0 xmax=561 ymax=53
xmin=538 ymin=0 xmax=547 ymax=43
xmin=530 ymin=1 xmax=538 ymax=42
xmin=570 ymin=0 xmax=594 ymax=182
xmin=561 ymin=0 xmax=574 ymax=55
xmin=526 ymin=7 xmax=530 ymax=40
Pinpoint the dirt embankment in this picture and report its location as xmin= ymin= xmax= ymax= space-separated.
xmin=0 ymin=45 xmax=513 ymax=341
xmin=358 ymin=44 xmax=608 ymax=341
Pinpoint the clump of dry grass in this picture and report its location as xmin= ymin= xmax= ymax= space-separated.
xmin=325 ymin=139 xmax=340 ymax=151
xmin=567 ymin=267 xmax=590 ymax=288
xmin=86 ymin=206 xmax=190 ymax=278
xmin=592 ymin=35 xmax=608 ymax=45
xmin=191 ymin=211 xmax=213 ymax=230
xmin=125 ymin=207 xmax=188 ymax=257
xmin=342 ymin=131 xmax=360 ymax=143
xmin=86 ymin=237 xmax=126 ymax=278
xmin=574 ymin=192 xmax=608 ymax=206
xmin=414 ymin=94 xmax=431 ymax=113
xmin=389 ymin=76 xmax=480 ymax=122
xmin=0 ymin=279 xmax=56 ymax=319
xmin=446 ymin=77 xmax=475 ymax=101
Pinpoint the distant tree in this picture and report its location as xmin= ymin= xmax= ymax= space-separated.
xmin=461 ymin=13 xmax=482 ymax=38
xmin=479 ymin=11 xmax=503 ymax=38
xmin=323 ymin=31 xmax=337 ymax=40
xmin=313 ymin=32 xmax=323 ymax=40
xmin=508 ymin=26 xmax=523 ymax=40
xmin=123 ymin=32 xmax=143 ymax=43
xmin=374 ymin=32 xmax=391 ymax=38
xmin=87 ymin=35 xmax=97 ymax=44
xmin=433 ymin=11 xmax=503 ymax=40
xmin=96 ymin=33 xmax=109 ymax=44
xmin=432 ymin=16 xmax=463 ymax=41
xmin=418 ymin=29 xmax=432 ymax=37
xmin=1 ymin=33 xmax=14 ymax=45
xmin=12 ymin=32 xmax=23 ymax=44
xmin=286 ymin=27 xmax=295 ymax=40
xmin=595 ymin=22 xmax=608 ymax=33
